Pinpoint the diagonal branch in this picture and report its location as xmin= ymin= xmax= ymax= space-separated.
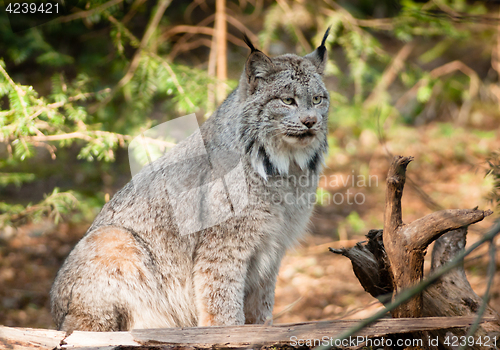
xmin=407 ymin=209 xmax=493 ymax=250
xmin=55 ymin=0 xmax=124 ymax=23
xmin=364 ymin=42 xmax=415 ymax=107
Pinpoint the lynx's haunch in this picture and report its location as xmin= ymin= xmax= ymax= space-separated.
xmin=50 ymin=29 xmax=331 ymax=331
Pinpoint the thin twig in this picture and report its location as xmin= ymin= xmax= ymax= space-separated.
xmin=215 ymin=0 xmax=227 ymax=103
xmin=395 ymin=60 xmax=480 ymax=110
xmin=272 ymin=297 xmax=303 ymax=322
xmin=107 ymin=15 xmax=140 ymax=47
xmin=4 ymin=191 xmax=80 ymax=223
xmin=147 ymin=52 xmax=195 ymax=109
xmin=29 ymin=140 xmax=57 ymax=159
xmin=321 ymin=4 xmax=387 ymax=57
xmin=225 ymin=14 xmax=259 ymax=43
xmin=168 ymin=38 xmax=213 ymax=56
xmin=122 ymin=0 xmax=147 ymax=24
xmin=22 ymin=130 xmax=175 ymax=148
xmin=364 ymin=42 xmax=415 ymax=107
xmin=184 ymin=0 xmax=210 ymax=24
xmin=107 ymin=15 xmax=195 ymax=109
xmin=27 ymin=89 xmax=110 ymax=122
xmin=168 ymin=15 xmax=215 ymax=59
xmin=247 ymin=0 xmax=264 ymax=22
xmin=324 ymin=0 xmax=393 ymax=30
xmin=162 ymin=25 xmax=246 ymax=47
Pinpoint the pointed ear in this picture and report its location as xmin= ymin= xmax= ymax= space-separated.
xmin=305 ymin=27 xmax=330 ymax=76
xmin=246 ymin=50 xmax=274 ymax=80
xmin=239 ymin=34 xmax=275 ymax=98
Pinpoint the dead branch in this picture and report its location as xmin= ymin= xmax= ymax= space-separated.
xmin=168 ymin=15 xmax=216 ymax=59
xmin=423 ymin=228 xmax=500 ymax=345
xmin=0 ymin=317 xmax=496 ymax=350
xmin=161 ymin=25 xmax=246 ymax=47
xmin=122 ymin=0 xmax=147 ymax=24
xmin=395 ymin=60 xmax=480 ymax=112
xmin=364 ymin=42 xmax=415 ymax=107
xmin=184 ymin=0 xmax=210 ymax=24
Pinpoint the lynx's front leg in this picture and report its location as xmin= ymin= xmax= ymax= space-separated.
xmin=193 ymin=226 xmax=257 ymax=326
xmin=243 ymin=249 xmax=285 ymax=324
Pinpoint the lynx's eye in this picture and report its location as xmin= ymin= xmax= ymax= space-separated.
xmin=281 ymin=97 xmax=295 ymax=105
xmin=312 ymin=96 xmax=322 ymax=105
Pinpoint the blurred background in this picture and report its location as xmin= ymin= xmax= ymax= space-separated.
xmin=0 ymin=0 xmax=499 ymax=329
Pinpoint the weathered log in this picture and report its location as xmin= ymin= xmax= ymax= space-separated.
xmin=0 ymin=317 xmax=497 ymax=350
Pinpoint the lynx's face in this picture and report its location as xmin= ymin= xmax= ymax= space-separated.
xmin=258 ymin=55 xmax=329 ymax=149
xmin=238 ymin=31 xmax=330 ymax=180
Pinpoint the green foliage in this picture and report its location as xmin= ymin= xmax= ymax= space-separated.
xmin=0 ymin=188 xmax=80 ymax=227
xmin=0 ymin=0 xmax=499 ymax=230
xmin=315 ymin=187 xmax=331 ymax=207
xmin=0 ymin=1 xmax=224 ymax=228
xmin=259 ymin=0 xmax=497 ymax=132
xmin=345 ymin=211 xmax=365 ymax=234
xmin=0 ymin=172 xmax=35 ymax=187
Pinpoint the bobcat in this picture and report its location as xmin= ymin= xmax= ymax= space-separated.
xmin=50 ymin=29 xmax=330 ymax=331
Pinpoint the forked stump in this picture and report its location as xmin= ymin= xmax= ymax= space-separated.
xmin=383 ymin=156 xmax=492 ymax=318
xmin=331 ymin=155 xmax=499 ymax=349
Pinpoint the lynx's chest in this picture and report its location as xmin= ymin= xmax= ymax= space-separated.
xmin=245 ymin=165 xmax=319 ymax=246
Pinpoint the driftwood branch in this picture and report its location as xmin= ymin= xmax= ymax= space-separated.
xmin=331 ymin=155 xmax=499 ymax=349
xmin=382 ymin=155 xmax=492 ymax=318
xmin=407 ymin=209 xmax=491 ymax=250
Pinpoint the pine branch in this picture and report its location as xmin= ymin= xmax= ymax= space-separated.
xmin=89 ymin=0 xmax=173 ymax=114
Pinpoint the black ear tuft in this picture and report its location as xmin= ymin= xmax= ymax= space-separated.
xmin=305 ymin=27 xmax=331 ymax=76
xmin=321 ymin=26 xmax=331 ymax=47
xmin=243 ymin=33 xmax=257 ymax=53
xmin=242 ymin=34 xmax=274 ymax=81
xmin=239 ymin=34 xmax=275 ymax=99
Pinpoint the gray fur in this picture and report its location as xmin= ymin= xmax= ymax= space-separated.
xmin=50 ymin=32 xmax=330 ymax=331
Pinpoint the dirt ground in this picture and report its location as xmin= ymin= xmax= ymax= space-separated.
xmin=0 ymin=124 xmax=499 ymax=329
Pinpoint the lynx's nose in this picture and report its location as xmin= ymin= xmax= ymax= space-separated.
xmin=300 ymin=115 xmax=317 ymax=128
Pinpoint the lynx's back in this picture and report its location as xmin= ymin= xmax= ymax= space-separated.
xmin=50 ymin=29 xmax=330 ymax=331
